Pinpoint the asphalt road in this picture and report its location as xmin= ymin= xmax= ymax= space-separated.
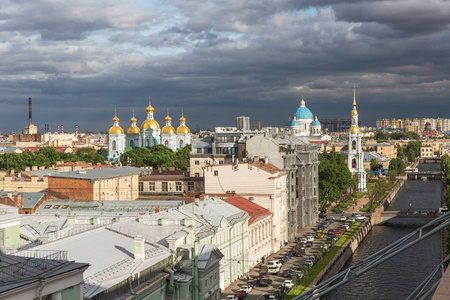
xmin=221 ymin=214 xmax=353 ymax=299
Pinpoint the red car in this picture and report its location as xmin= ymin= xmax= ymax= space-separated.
xmin=234 ymin=290 xmax=247 ymax=299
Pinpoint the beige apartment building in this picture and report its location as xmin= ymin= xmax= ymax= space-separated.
xmin=204 ymin=161 xmax=288 ymax=252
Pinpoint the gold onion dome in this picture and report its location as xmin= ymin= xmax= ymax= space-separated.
xmin=349 ymin=126 xmax=360 ymax=134
xmin=141 ymin=119 xmax=160 ymax=129
xmin=109 ymin=109 xmax=124 ymax=134
xmin=162 ymin=125 xmax=175 ymax=134
xmin=176 ymin=125 xmax=190 ymax=134
xmin=127 ymin=126 xmax=140 ymax=134
xmin=146 ymin=97 xmax=154 ymax=113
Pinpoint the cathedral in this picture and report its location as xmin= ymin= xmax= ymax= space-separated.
xmin=285 ymin=96 xmax=325 ymax=138
xmin=107 ymin=99 xmax=191 ymax=160
xmin=347 ymin=88 xmax=366 ymax=191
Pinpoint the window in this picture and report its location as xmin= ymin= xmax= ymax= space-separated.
xmin=214 ymin=170 xmax=218 ymax=176
xmin=179 ymin=140 xmax=184 ymax=149
xmin=62 ymin=205 xmax=69 ymax=209
xmin=149 ymin=182 xmax=155 ymax=191
xmin=44 ymin=205 xmax=51 ymax=209
xmin=165 ymin=140 xmax=169 ymax=147
xmin=146 ymin=139 xmax=149 ymax=147
xmin=219 ymin=161 xmax=224 ymax=165
xmin=138 ymin=182 xmax=143 ymax=192
xmin=188 ymin=182 xmax=195 ymax=191
xmin=195 ymin=173 xmax=200 ymax=177
xmin=112 ymin=140 xmax=116 ymax=151
xmin=195 ymin=160 xmax=200 ymax=165
xmin=53 ymin=205 xmax=60 ymax=209
xmin=176 ymin=182 xmax=182 ymax=192
xmin=197 ymin=148 xmax=202 ymax=153
xmin=130 ymin=140 xmax=134 ymax=147
xmin=162 ymin=182 xmax=168 ymax=192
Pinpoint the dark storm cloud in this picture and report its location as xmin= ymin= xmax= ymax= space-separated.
xmin=1 ymin=0 xmax=450 ymax=133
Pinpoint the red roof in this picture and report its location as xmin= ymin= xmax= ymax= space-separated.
xmin=223 ymin=195 xmax=272 ymax=225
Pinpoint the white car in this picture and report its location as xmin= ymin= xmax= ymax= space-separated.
xmin=306 ymin=235 xmax=315 ymax=242
xmin=340 ymin=215 xmax=347 ymax=221
xmin=356 ymin=215 xmax=366 ymax=220
xmin=283 ymin=280 xmax=294 ymax=288
xmin=240 ymin=285 xmax=252 ymax=293
xmin=300 ymin=238 xmax=307 ymax=244
xmin=226 ymin=296 xmax=238 ymax=300
xmin=267 ymin=296 xmax=276 ymax=300
xmin=342 ymin=224 xmax=350 ymax=230
xmin=268 ymin=266 xmax=280 ymax=274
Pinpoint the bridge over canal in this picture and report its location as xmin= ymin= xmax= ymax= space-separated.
xmin=406 ymin=171 xmax=442 ymax=180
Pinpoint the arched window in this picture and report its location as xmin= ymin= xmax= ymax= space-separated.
xmin=165 ymin=140 xmax=169 ymax=147
xmin=179 ymin=140 xmax=184 ymax=149
xmin=352 ymin=158 xmax=357 ymax=168
xmin=112 ymin=140 xmax=116 ymax=151
xmin=130 ymin=140 xmax=134 ymax=147
xmin=352 ymin=140 xmax=356 ymax=150
xmin=153 ymin=138 xmax=157 ymax=145
xmin=146 ymin=139 xmax=149 ymax=147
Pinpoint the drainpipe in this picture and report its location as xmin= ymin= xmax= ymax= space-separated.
xmin=192 ymin=240 xmax=199 ymax=300
xmin=164 ymin=267 xmax=175 ymax=293
xmin=38 ymin=279 xmax=46 ymax=300
xmin=128 ymin=276 xmax=137 ymax=300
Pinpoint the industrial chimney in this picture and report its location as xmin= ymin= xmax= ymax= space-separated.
xmin=28 ymin=97 xmax=32 ymax=126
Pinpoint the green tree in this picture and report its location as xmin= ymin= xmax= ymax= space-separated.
xmin=370 ymin=158 xmax=383 ymax=172
xmin=389 ymin=157 xmax=406 ymax=175
xmin=397 ymin=144 xmax=404 ymax=159
xmin=407 ymin=140 xmax=422 ymax=158
xmin=407 ymin=148 xmax=416 ymax=163
xmin=318 ymin=151 xmax=353 ymax=209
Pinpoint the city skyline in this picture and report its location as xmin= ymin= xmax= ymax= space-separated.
xmin=1 ymin=1 xmax=450 ymax=133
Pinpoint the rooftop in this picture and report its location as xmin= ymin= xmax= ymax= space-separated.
xmin=48 ymin=166 xmax=142 ymax=180
xmin=223 ymin=195 xmax=272 ymax=225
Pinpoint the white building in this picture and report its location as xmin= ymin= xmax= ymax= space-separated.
xmin=347 ymin=88 xmax=367 ymax=192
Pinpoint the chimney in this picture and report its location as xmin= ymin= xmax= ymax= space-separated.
xmin=58 ymin=125 xmax=60 ymax=133
xmin=61 ymin=125 xmax=64 ymax=133
xmin=39 ymin=166 xmax=45 ymax=171
xmin=25 ymin=166 xmax=30 ymax=172
xmin=32 ymin=166 xmax=38 ymax=171
xmin=28 ymin=97 xmax=32 ymax=126
xmin=169 ymin=166 xmax=175 ymax=171
xmin=264 ymin=156 xmax=269 ymax=164
xmin=10 ymin=169 xmax=14 ymax=175
xmin=76 ymin=124 xmax=78 ymax=134
xmin=17 ymin=193 xmax=24 ymax=208
xmin=134 ymin=235 xmax=145 ymax=260
xmin=254 ymin=156 xmax=259 ymax=163
xmin=7 ymin=192 xmax=12 ymax=199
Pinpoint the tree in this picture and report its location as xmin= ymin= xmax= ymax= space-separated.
xmin=407 ymin=148 xmax=416 ymax=163
xmin=389 ymin=157 xmax=406 ymax=175
xmin=388 ymin=170 xmax=397 ymax=188
xmin=370 ymin=158 xmax=383 ymax=172
xmin=407 ymin=140 xmax=422 ymax=158
xmin=397 ymin=144 xmax=404 ymax=159
xmin=318 ymin=152 xmax=353 ymax=209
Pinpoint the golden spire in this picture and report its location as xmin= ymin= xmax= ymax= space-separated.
xmin=165 ymin=108 xmax=171 ymax=122
xmin=353 ymin=85 xmax=357 ymax=107
xmin=180 ymin=108 xmax=186 ymax=123
xmin=146 ymin=96 xmax=154 ymax=113
xmin=301 ymin=95 xmax=305 ymax=105
xmin=288 ymin=116 xmax=291 ymax=121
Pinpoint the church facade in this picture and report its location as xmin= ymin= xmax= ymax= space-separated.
xmin=285 ymin=96 xmax=327 ymax=140
xmin=107 ymin=99 xmax=191 ymax=161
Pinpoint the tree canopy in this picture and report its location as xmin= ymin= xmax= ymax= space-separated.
xmin=375 ymin=131 xmax=420 ymax=142
xmin=0 ymin=147 xmax=105 ymax=172
xmin=318 ymin=151 xmax=354 ymax=209
xmin=120 ymin=144 xmax=191 ymax=170
xmin=389 ymin=157 xmax=406 ymax=175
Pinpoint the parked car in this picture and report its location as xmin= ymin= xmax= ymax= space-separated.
xmin=258 ymin=278 xmax=273 ymax=287
xmin=334 ymin=209 xmax=345 ymax=214
xmin=268 ymin=260 xmax=283 ymax=268
xmin=338 ymin=228 xmax=346 ymax=236
xmin=306 ymin=235 xmax=315 ymax=242
xmin=326 ymin=216 xmax=335 ymax=223
xmin=234 ymin=290 xmax=247 ymax=299
xmin=304 ymin=260 xmax=314 ymax=267
xmin=247 ymin=280 xmax=258 ymax=288
xmin=299 ymin=242 xmax=307 ymax=249
xmin=342 ymin=224 xmax=350 ymax=230
xmin=240 ymin=285 xmax=252 ymax=293
xmin=284 ymin=253 xmax=292 ymax=259
xmin=255 ymin=272 xmax=268 ymax=282
xmin=268 ymin=266 xmax=280 ymax=275
xmin=319 ymin=212 xmax=327 ymax=218
xmin=356 ymin=215 xmax=366 ymax=220
xmin=226 ymin=296 xmax=238 ymax=300
xmin=282 ymin=269 xmax=292 ymax=277
xmin=306 ymin=241 xmax=313 ymax=247
xmin=317 ymin=225 xmax=325 ymax=231
xmin=315 ymin=230 xmax=324 ymax=238
xmin=300 ymin=238 xmax=307 ymax=244
xmin=296 ymin=249 xmax=305 ymax=257
xmin=340 ymin=215 xmax=347 ymax=222
xmin=321 ymin=222 xmax=329 ymax=228
xmin=264 ymin=295 xmax=276 ymax=300
xmin=283 ymin=280 xmax=294 ymax=288
xmin=294 ymin=270 xmax=304 ymax=278
xmin=327 ymin=229 xmax=336 ymax=235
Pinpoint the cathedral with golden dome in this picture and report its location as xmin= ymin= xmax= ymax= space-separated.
xmin=107 ymin=98 xmax=192 ymax=160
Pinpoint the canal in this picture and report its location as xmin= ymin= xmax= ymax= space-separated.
xmin=323 ymin=163 xmax=442 ymax=300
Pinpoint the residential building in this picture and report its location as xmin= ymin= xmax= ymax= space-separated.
xmin=47 ymin=166 xmax=141 ymax=200
xmin=139 ymin=169 xmax=204 ymax=197
xmin=204 ymin=161 xmax=288 ymax=252
xmin=420 ymin=145 xmax=434 ymax=158
xmin=223 ymin=195 xmax=272 ymax=268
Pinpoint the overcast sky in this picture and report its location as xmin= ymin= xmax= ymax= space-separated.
xmin=1 ymin=0 xmax=450 ymax=133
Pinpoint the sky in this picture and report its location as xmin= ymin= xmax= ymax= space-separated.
xmin=1 ymin=0 xmax=450 ymax=134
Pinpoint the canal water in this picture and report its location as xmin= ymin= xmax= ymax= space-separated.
xmin=323 ymin=163 xmax=442 ymax=300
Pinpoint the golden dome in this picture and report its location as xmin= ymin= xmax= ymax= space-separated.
xmin=146 ymin=97 xmax=154 ymax=113
xmin=179 ymin=116 xmax=186 ymax=123
xmin=109 ymin=126 xmax=124 ymax=134
xmin=349 ymin=126 xmax=360 ymax=134
xmin=113 ymin=116 xmax=119 ymax=122
xmin=162 ymin=125 xmax=175 ymax=134
xmin=165 ymin=108 xmax=172 ymax=122
xmin=351 ymin=108 xmax=358 ymax=116
xmin=141 ymin=119 xmax=160 ymax=129
xmin=126 ymin=126 xmax=140 ymax=134
xmin=176 ymin=125 xmax=190 ymax=134
xmin=130 ymin=116 xmax=137 ymax=123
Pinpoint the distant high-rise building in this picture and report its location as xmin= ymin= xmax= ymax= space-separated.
xmin=236 ymin=116 xmax=250 ymax=131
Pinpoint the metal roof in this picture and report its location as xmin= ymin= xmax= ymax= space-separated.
xmin=48 ymin=166 xmax=142 ymax=180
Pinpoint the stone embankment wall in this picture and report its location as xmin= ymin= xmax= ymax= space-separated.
xmin=310 ymin=180 xmax=405 ymax=287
